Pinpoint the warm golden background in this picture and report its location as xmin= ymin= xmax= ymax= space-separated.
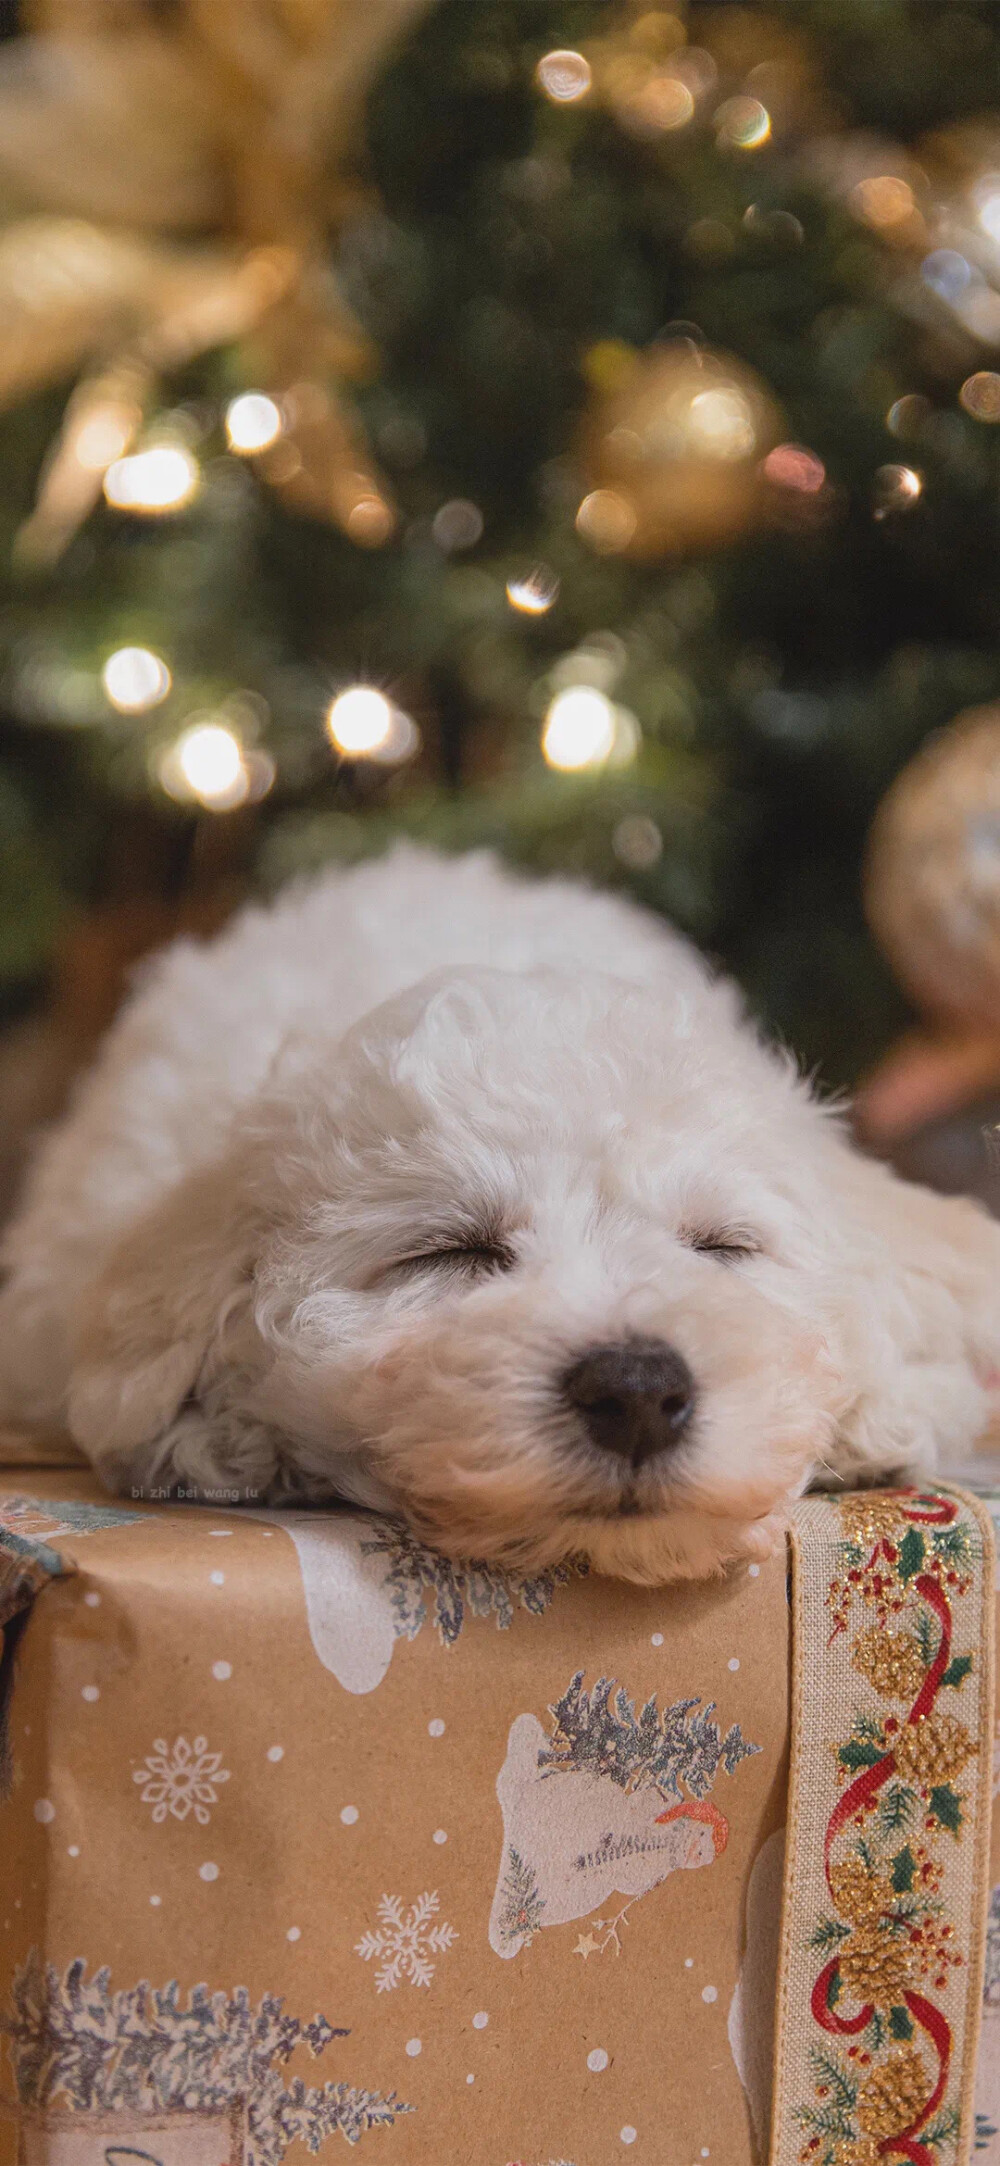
xmin=5 ymin=2 xmax=1000 ymax=1202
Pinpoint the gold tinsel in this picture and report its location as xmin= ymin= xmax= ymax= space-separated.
xmin=837 ymin=1925 xmax=912 ymax=2008
xmin=890 ymin=1711 xmax=976 ymax=1787
xmin=856 ymin=2047 xmax=932 ymax=2138
xmin=829 ymin=1855 xmax=895 ymax=1925
xmin=851 ymin=1625 xmax=928 ymax=1701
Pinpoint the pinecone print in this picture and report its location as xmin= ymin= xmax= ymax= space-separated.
xmin=829 ymin=1855 xmax=894 ymax=1924
xmin=851 ymin=1626 xmax=926 ymax=1701
xmin=838 ymin=1925 xmax=912 ymax=2007
xmin=838 ymin=1496 xmax=908 ymax=1544
xmin=831 ymin=2140 xmax=881 ymax=2166
xmin=856 ymin=2047 xmax=931 ymax=2137
xmin=891 ymin=1711 xmax=975 ymax=1786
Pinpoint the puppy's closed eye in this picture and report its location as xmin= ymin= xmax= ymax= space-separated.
xmin=685 ymin=1229 xmax=762 ymax=1264
xmin=384 ymin=1239 xmax=517 ymax=1283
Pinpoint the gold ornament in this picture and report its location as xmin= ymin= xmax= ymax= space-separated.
xmin=838 ymin=1924 xmax=912 ymax=2007
xmin=890 ymin=1711 xmax=976 ymax=1787
xmin=865 ymin=703 xmax=1000 ymax=1027
xmin=829 ymin=1855 xmax=894 ymax=1924
xmin=0 ymin=0 xmax=436 ymax=559
xmin=577 ymin=341 xmax=781 ymax=559
xmin=851 ymin=1626 xmax=927 ymax=1701
xmin=856 ymin=2047 xmax=932 ymax=2138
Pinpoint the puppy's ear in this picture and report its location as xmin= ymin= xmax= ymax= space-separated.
xmin=66 ymin=1154 xmax=263 ymax=1486
xmin=826 ymin=1143 xmax=1000 ymax=1481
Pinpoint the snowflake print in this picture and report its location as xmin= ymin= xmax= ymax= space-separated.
xmin=132 ymin=1736 xmax=231 ymax=1825
xmin=355 ymin=1892 xmax=457 ymax=1992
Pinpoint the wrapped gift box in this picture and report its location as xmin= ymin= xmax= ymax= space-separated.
xmin=0 ymin=1457 xmax=996 ymax=2166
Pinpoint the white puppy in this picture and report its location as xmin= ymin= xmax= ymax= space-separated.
xmin=1 ymin=847 xmax=998 ymax=1583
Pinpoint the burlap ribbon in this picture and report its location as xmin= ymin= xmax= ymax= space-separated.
xmin=771 ymin=1488 xmax=996 ymax=2166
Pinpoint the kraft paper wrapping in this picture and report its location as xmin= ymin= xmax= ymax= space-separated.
xmin=0 ymin=1468 xmax=995 ymax=2166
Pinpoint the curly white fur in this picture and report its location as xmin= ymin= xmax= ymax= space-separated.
xmin=1 ymin=847 xmax=998 ymax=1583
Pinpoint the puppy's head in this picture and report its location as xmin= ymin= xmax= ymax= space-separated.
xmin=72 ymin=965 xmax=851 ymax=1581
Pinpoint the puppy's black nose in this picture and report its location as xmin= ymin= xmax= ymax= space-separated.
xmin=562 ymin=1338 xmax=695 ymax=1467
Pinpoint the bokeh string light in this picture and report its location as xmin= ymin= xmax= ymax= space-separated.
xmin=104 ymin=443 xmax=200 ymax=516
xmin=542 ymin=686 xmax=617 ymax=771
xmin=713 ymin=97 xmax=771 ymax=152
xmin=685 ymin=385 xmax=757 ymax=460
xmin=101 ymin=647 xmax=171 ymax=713
xmin=326 ymin=685 xmax=394 ymax=756
xmin=325 ymin=686 xmax=420 ymax=765
xmin=506 ymin=565 xmax=560 ymax=615
xmin=886 ymin=394 xmax=931 ymax=439
xmin=575 ymin=489 xmax=638 ymax=553
xmin=432 ymin=499 xmax=483 ymax=552
xmin=959 ymin=370 xmax=1000 ymax=420
xmin=158 ymin=721 xmax=246 ymax=810
xmin=762 ymin=443 xmax=826 ymax=492
xmin=535 ymin=49 xmax=592 ymax=104
xmin=972 ymin=173 xmax=1000 ymax=243
xmin=225 ymin=393 xmax=284 ymax=454
xmin=850 ymin=176 xmax=915 ymax=230
xmin=873 ymin=463 xmax=923 ymax=518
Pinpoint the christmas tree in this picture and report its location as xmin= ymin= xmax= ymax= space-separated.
xmin=4 ymin=0 xmax=1000 ymax=1090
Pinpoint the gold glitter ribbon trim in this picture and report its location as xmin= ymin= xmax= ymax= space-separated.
xmin=769 ymin=1488 xmax=995 ymax=2166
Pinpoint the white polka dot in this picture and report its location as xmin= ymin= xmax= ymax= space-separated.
xmin=621 ymin=2128 xmax=637 ymax=2146
xmin=267 ymin=1745 xmax=284 ymax=1763
xmin=67 ymin=1846 xmax=80 ymax=1858
xmin=405 ymin=2038 xmax=422 ymax=2057
xmin=747 ymin=1562 xmax=760 ymax=1578
xmin=209 ymin=1530 xmax=232 ymax=1537
xmin=211 ymin=1661 xmax=231 ymax=1681
xmin=587 ymin=2048 xmax=609 ymax=2072
xmin=261 ymin=1531 xmax=273 ymax=1538
xmin=466 ymin=2073 xmax=475 ymax=2085
xmin=472 ymin=2011 xmax=488 ymax=2030
xmin=199 ymin=1862 xmax=219 ymax=1882
xmin=701 ymin=2152 xmax=711 ymax=2159
xmin=83 ymin=1591 xmax=101 ymax=1607
xmin=287 ymin=1926 xmax=301 ymax=1942
xmin=210 ymin=1571 xmax=225 ymax=1586
xmin=33 ymin=1799 xmax=55 ymax=1824
xmin=428 ymin=1718 xmax=445 ymax=1737
xmin=650 ymin=1632 xmax=664 ymax=1647
xmin=701 ymin=1985 xmax=718 ymax=2004
xmin=340 ymin=1805 xmax=359 ymax=1825
xmin=684 ymin=1957 xmax=693 ymax=1968
xmin=150 ymin=1895 xmax=161 ymax=1907
xmin=81 ymin=1685 xmax=100 ymax=1702
xmin=433 ymin=1829 xmax=448 ymax=1845
xmin=727 ymin=1658 xmax=740 ymax=1672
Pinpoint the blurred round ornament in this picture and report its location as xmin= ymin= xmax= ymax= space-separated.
xmin=578 ymin=343 xmax=780 ymax=558
xmin=865 ymin=702 xmax=1000 ymax=1025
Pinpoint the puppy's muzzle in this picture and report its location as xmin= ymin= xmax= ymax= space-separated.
xmin=562 ymin=1338 xmax=696 ymax=1469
